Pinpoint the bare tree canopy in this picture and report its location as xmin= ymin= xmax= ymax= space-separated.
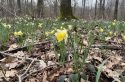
xmin=0 ymin=0 xmax=124 ymax=20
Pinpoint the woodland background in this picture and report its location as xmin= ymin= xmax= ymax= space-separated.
xmin=0 ymin=0 xmax=124 ymax=20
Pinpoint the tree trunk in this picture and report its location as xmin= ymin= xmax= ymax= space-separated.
xmin=54 ymin=0 xmax=58 ymax=17
xmin=59 ymin=0 xmax=76 ymax=20
xmin=17 ymin=0 xmax=21 ymax=15
xmin=37 ymin=0 xmax=44 ymax=18
xmin=99 ymin=0 xmax=102 ymax=19
xmin=94 ymin=0 xmax=97 ymax=19
xmin=120 ymin=0 xmax=125 ymax=20
xmin=82 ymin=0 xmax=86 ymax=18
xmin=102 ymin=0 xmax=105 ymax=19
xmin=8 ymin=0 xmax=14 ymax=17
xmin=114 ymin=0 xmax=119 ymax=20
xmin=0 ymin=0 xmax=4 ymax=17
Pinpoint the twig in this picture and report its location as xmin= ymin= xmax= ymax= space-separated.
xmin=22 ymin=64 xmax=61 ymax=80
xmin=0 ymin=65 xmax=8 ymax=82
xmin=17 ymin=59 xmax=35 ymax=82
xmin=22 ymin=59 xmax=35 ymax=76
xmin=16 ymin=74 xmax=21 ymax=82
xmin=95 ymin=38 xmax=125 ymax=45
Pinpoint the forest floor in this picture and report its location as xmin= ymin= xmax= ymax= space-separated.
xmin=0 ymin=18 xmax=125 ymax=82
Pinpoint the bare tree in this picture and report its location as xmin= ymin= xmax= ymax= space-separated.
xmin=114 ymin=0 xmax=119 ymax=20
xmin=8 ymin=0 xmax=14 ymax=16
xmin=0 ymin=0 xmax=5 ymax=17
xmin=60 ymin=0 xmax=76 ymax=20
xmin=37 ymin=0 xmax=44 ymax=18
xmin=120 ymin=0 xmax=125 ymax=20
xmin=94 ymin=0 xmax=98 ymax=19
xmin=102 ymin=0 xmax=105 ymax=19
xmin=82 ymin=0 xmax=86 ymax=18
xmin=54 ymin=0 xmax=58 ymax=17
xmin=17 ymin=0 xmax=21 ymax=15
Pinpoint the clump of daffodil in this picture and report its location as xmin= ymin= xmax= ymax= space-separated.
xmin=14 ymin=31 xmax=23 ymax=37
xmin=55 ymin=29 xmax=68 ymax=42
xmin=2 ymin=23 xmax=11 ymax=29
xmin=45 ymin=30 xmax=55 ymax=36
xmin=99 ymin=28 xmax=104 ymax=32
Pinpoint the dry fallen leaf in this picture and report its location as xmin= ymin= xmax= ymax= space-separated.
xmin=42 ymin=71 xmax=48 ymax=82
xmin=5 ymin=62 xmax=18 ymax=69
xmin=5 ymin=70 xmax=17 ymax=77
xmin=83 ymin=39 xmax=88 ymax=46
xmin=8 ymin=43 xmax=18 ymax=50
xmin=28 ymin=78 xmax=38 ymax=82
xmin=39 ymin=60 xmax=47 ymax=69
xmin=46 ymin=51 xmax=56 ymax=60
xmin=5 ymin=60 xmax=24 ymax=69
xmin=13 ymin=51 xmax=25 ymax=57
xmin=81 ymin=78 xmax=90 ymax=82
xmin=48 ymin=61 xmax=55 ymax=66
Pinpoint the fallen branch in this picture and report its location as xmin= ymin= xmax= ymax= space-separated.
xmin=0 ymin=52 xmax=37 ymax=61
xmin=17 ymin=59 xmax=35 ymax=82
xmin=91 ymin=44 xmax=124 ymax=50
xmin=95 ymin=38 xmax=125 ymax=45
xmin=0 ymin=66 xmax=8 ymax=82
xmin=3 ymin=41 xmax=50 ymax=53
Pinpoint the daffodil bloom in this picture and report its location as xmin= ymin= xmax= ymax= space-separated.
xmin=109 ymin=31 xmax=113 ymax=36
xmin=7 ymin=24 xmax=11 ymax=28
xmin=114 ymin=20 xmax=116 ymax=22
xmin=45 ymin=32 xmax=49 ymax=36
xmin=55 ymin=29 xmax=68 ymax=42
xmin=14 ymin=32 xmax=18 ymax=36
xmin=122 ymin=34 xmax=125 ymax=41
xmin=60 ymin=26 xmax=63 ymax=29
xmin=38 ymin=23 xmax=43 ymax=27
xmin=68 ymin=25 xmax=73 ymax=30
xmin=14 ymin=31 xmax=23 ymax=36
xmin=18 ymin=31 xmax=23 ymax=36
xmin=45 ymin=30 xmax=55 ymax=36
xmin=99 ymin=28 xmax=104 ymax=32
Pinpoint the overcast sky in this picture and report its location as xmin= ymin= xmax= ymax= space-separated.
xmin=33 ymin=0 xmax=97 ymax=7
xmin=77 ymin=0 xmax=96 ymax=7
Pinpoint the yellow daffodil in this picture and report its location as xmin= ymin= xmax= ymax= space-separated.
xmin=45 ymin=32 xmax=49 ymax=36
xmin=45 ymin=30 xmax=55 ymax=36
xmin=38 ymin=23 xmax=43 ymax=27
xmin=99 ymin=28 xmax=104 ymax=32
xmin=14 ymin=32 xmax=18 ymax=36
xmin=55 ymin=29 xmax=68 ymax=42
xmin=109 ymin=31 xmax=113 ymax=36
xmin=18 ymin=31 xmax=23 ymax=36
xmin=122 ymin=34 xmax=125 ymax=41
xmin=14 ymin=31 xmax=23 ymax=36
